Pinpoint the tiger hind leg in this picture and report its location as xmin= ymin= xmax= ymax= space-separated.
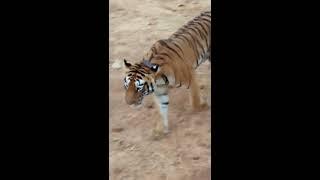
xmin=190 ymin=73 xmax=209 ymax=112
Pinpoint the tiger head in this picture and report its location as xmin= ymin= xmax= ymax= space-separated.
xmin=123 ymin=59 xmax=159 ymax=106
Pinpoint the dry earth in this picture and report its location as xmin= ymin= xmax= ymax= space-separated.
xmin=109 ymin=0 xmax=211 ymax=179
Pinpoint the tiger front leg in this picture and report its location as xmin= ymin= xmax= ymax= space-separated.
xmin=152 ymin=93 xmax=170 ymax=139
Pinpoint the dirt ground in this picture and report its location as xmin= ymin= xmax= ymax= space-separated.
xmin=109 ymin=0 xmax=211 ymax=179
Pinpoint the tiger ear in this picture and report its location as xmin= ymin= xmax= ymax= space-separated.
xmin=124 ymin=59 xmax=132 ymax=68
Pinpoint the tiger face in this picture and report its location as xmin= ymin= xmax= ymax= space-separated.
xmin=123 ymin=59 xmax=158 ymax=106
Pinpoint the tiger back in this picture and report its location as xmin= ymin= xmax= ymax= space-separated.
xmin=142 ymin=10 xmax=211 ymax=89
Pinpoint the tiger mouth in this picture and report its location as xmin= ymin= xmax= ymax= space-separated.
xmin=131 ymin=99 xmax=142 ymax=106
xmin=135 ymin=102 xmax=142 ymax=105
xmin=130 ymin=103 xmax=142 ymax=109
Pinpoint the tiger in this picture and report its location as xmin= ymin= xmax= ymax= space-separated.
xmin=123 ymin=10 xmax=211 ymax=137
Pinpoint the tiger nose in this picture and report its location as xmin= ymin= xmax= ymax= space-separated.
xmin=125 ymin=93 xmax=136 ymax=105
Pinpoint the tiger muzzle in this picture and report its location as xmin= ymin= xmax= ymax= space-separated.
xmin=125 ymin=91 xmax=142 ymax=105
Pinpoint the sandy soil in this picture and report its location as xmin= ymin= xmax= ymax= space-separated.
xmin=109 ymin=0 xmax=211 ymax=179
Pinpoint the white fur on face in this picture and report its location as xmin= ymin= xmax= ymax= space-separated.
xmin=124 ymin=76 xmax=130 ymax=89
xmin=135 ymin=79 xmax=145 ymax=92
xmin=124 ymin=76 xmax=145 ymax=92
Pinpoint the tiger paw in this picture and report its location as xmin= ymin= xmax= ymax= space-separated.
xmin=163 ymin=127 xmax=170 ymax=134
xmin=151 ymin=129 xmax=165 ymax=140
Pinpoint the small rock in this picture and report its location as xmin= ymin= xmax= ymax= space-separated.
xmin=112 ymin=127 xmax=124 ymax=132
xmin=198 ymin=142 xmax=208 ymax=148
xmin=177 ymin=4 xmax=185 ymax=7
xmin=193 ymin=156 xmax=200 ymax=160
xmin=116 ymin=8 xmax=124 ymax=11
xmin=119 ymin=140 xmax=124 ymax=145
xmin=113 ymin=168 xmax=122 ymax=174
xmin=185 ymin=131 xmax=192 ymax=136
xmin=146 ymin=103 xmax=154 ymax=108
xmin=111 ymin=60 xmax=123 ymax=69
xmin=195 ymin=120 xmax=203 ymax=125
xmin=171 ymin=160 xmax=180 ymax=165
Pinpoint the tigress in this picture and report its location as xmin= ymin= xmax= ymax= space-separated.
xmin=123 ymin=10 xmax=211 ymax=136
